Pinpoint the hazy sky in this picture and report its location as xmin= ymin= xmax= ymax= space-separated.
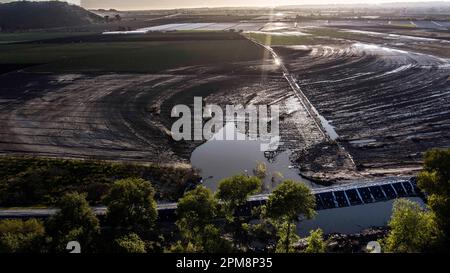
xmin=1 ymin=0 xmax=448 ymax=9
xmin=81 ymin=0 xmax=450 ymax=9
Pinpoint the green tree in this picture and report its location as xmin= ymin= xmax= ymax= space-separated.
xmin=274 ymin=221 xmax=300 ymax=253
xmin=216 ymin=175 xmax=261 ymax=250
xmin=177 ymin=186 xmax=217 ymax=230
xmin=217 ymin=175 xmax=261 ymax=209
xmin=46 ymin=192 xmax=100 ymax=252
xmin=304 ymin=229 xmax=326 ymax=253
xmin=417 ymin=148 xmax=450 ymax=242
xmin=0 ymin=219 xmax=45 ymax=253
xmin=113 ymin=233 xmax=146 ymax=253
xmin=104 ymin=178 xmax=157 ymax=237
xmin=167 ymin=240 xmax=199 ymax=253
xmin=383 ymin=199 xmax=441 ymax=253
xmin=265 ymin=180 xmax=316 ymax=253
xmin=175 ymin=186 xmax=231 ymax=252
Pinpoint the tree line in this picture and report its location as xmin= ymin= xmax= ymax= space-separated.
xmin=1 ymin=148 xmax=449 ymax=253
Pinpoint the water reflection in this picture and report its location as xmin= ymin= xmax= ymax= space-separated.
xmin=297 ymin=197 xmax=425 ymax=236
xmin=190 ymin=123 xmax=319 ymax=191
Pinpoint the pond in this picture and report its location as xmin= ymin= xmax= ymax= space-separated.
xmin=190 ymin=123 xmax=424 ymax=236
xmin=190 ymin=123 xmax=319 ymax=192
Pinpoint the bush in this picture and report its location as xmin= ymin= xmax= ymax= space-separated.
xmin=383 ymin=199 xmax=441 ymax=253
xmin=304 ymin=229 xmax=326 ymax=253
xmin=0 ymin=219 xmax=45 ymax=253
xmin=113 ymin=233 xmax=146 ymax=253
xmin=0 ymin=156 xmax=198 ymax=206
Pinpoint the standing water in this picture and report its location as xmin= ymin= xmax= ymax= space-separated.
xmin=190 ymin=123 xmax=319 ymax=191
xmin=190 ymin=123 xmax=424 ymax=236
xmin=297 ymin=197 xmax=425 ymax=236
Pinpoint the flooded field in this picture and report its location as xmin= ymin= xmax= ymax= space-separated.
xmin=274 ymin=40 xmax=450 ymax=175
xmin=1 ymin=21 xmax=450 ymax=187
xmin=1 ymin=1 xmax=450 ymax=253
xmin=103 ymin=22 xmax=269 ymax=34
xmin=191 ymin=123 xmax=320 ymax=191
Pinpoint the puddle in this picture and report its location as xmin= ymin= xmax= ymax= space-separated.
xmin=297 ymin=197 xmax=425 ymax=236
xmin=190 ymin=123 xmax=320 ymax=191
xmin=318 ymin=115 xmax=339 ymax=141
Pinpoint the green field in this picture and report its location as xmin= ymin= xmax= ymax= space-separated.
xmin=244 ymin=32 xmax=313 ymax=46
xmin=0 ymin=32 xmax=96 ymax=44
xmin=0 ymin=33 xmax=264 ymax=73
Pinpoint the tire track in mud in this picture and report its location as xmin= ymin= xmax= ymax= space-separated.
xmin=0 ymin=73 xmax=204 ymax=162
xmin=245 ymin=36 xmax=359 ymax=182
xmin=0 ymin=67 xmax=291 ymax=166
xmin=274 ymin=41 xmax=450 ymax=174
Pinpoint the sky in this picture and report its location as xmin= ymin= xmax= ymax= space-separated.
xmin=80 ymin=0 xmax=450 ymax=10
xmin=0 ymin=0 xmax=448 ymax=9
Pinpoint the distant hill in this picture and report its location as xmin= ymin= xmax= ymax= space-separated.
xmin=0 ymin=1 xmax=103 ymax=31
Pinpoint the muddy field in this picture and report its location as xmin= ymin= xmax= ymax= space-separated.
xmin=271 ymin=28 xmax=450 ymax=177
xmin=1 ymin=23 xmax=449 ymax=185
xmin=0 ymin=71 xmax=281 ymax=162
xmin=0 ymin=33 xmax=285 ymax=166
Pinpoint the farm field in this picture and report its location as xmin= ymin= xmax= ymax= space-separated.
xmin=1 ymin=18 xmax=450 ymax=185
xmin=0 ymin=32 xmax=265 ymax=73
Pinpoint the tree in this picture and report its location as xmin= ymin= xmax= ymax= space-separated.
xmin=417 ymin=148 xmax=450 ymax=242
xmin=248 ymin=217 xmax=278 ymax=252
xmin=177 ymin=186 xmax=217 ymax=229
xmin=216 ymin=174 xmax=261 ymax=222
xmin=175 ymin=186 xmax=231 ymax=252
xmin=217 ymin=175 xmax=261 ymax=209
xmin=113 ymin=233 xmax=146 ymax=253
xmin=216 ymin=175 xmax=261 ymax=250
xmin=265 ymin=180 xmax=316 ymax=253
xmin=304 ymin=229 xmax=326 ymax=253
xmin=46 ymin=192 xmax=100 ymax=252
xmin=383 ymin=199 xmax=441 ymax=253
xmin=200 ymin=224 xmax=233 ymax=253
xmin=0 ymin=219 xmax=45 ymax=253
xmin=274 ymin=221 xmax=300 ymax=253
xmin=104 ymin=178 xmax=157 ymax=237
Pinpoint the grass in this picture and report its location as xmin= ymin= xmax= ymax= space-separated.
xmin=0 ymin=32 xmax=264 ymax=73
xmin=388 ymin=22 xmax=417 ymax=28
xmin=0 ymin=31 xmax=96 ymax=44
xmin=0 ymin=157 xmax=199 ymax=207
xmin=244 ymin=32 xmax=312 ymax=46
